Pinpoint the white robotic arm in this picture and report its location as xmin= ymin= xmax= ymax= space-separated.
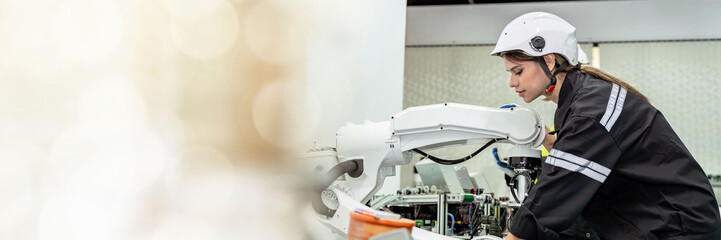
xmin=336 ymin=103 xmax=545 ymax=203
xmin=308 ymin=103 xmax=546 ymax=239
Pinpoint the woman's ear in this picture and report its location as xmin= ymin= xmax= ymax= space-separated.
xmin=543 ymin=54 xmax=556 ymax=71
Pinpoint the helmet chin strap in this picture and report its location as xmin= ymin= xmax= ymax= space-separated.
xmin=536 ymin=56 xmax=569 ymax=93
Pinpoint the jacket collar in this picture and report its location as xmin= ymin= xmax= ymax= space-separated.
xmin=554 ymin=69 xmax=581 ymax=130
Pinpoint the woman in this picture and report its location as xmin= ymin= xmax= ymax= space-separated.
xmin=491 ymin=12 xmax=721 ymax=239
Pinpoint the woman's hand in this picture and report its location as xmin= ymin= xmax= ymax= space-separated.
xmin=543 ymin=125 xmax=556 ymax=151
xmin=505 ymin=232 xmax=526 ymax=240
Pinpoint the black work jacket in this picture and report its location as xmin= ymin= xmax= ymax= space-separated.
xmin=510 ymin=69 xmax=721 ymax=240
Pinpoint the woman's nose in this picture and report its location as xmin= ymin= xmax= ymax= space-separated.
xmin=509 ymin=76 xmax=518 ymax=88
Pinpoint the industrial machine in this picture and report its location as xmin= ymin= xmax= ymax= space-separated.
xmin=305 ymin=103 xmax=546 ymax=239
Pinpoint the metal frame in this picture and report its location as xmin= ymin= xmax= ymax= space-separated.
xmin=437 ymin=193 xmax=447 ymax=235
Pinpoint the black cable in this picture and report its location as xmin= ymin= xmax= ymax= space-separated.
xmin=470 ymin=220 xmax=483 ymax=239
xmin=510 ymin=180 xmax=520 ymax=203
xmin=499 ymin=207 xmax=507 ymax=229
xmin=472 ymin=203 xmax=481 ymax=225
xmin=507 ymin=212 xmax=514 ymax=236
xmin=469 ymin=203 xmax=488 ymax=239
xmin=411 ymin=138 xmax=501 ymax=165
xmin=509 ymin=172 xmax=533 ymax=204
xmin=470 ymin=203 xmax=481 ymax=235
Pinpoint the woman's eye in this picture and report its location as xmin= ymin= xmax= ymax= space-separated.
xmin=515 ymin=70 xmax=523 ymax=76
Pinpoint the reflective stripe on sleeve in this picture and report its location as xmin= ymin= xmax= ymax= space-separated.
xmin=547 ymin=149 xmax=611 ymax=183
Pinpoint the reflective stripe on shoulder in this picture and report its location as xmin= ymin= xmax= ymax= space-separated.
xmin=599 ymin=83 xmax=627 ymax=131
xmin=547 ymin=149 xmax=611 ymax=183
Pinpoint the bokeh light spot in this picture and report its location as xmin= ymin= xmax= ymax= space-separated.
xmin=76 ymin=77 xmax=148 ymax=139
xmin=37 ymin=197 xmax=111 ymax=240
xmin=251 ymin=81 xmax=318 ymax=150
xmin=243 ymin=1 xmax=305 ymax=64
xmin=170 ymin=0 xmax=239 ymax=60
xmin=167 ymin=146 xmax=236 ymax=215
xmin=162 ymin=0 xmax=224 ymax=17
xmin=52 ymin=0 xmax=123 ymax=65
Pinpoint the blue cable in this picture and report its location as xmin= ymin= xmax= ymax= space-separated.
xmin=498 ymin=104 xmax=518 ymax=109
xmin=493 ymin=148 xmax=513 ymax=171
xmin=447 ymin=213 xmax=455 ymax=234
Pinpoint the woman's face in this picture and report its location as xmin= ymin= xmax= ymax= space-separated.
xmin=502 ymin=57 xmax=550 ymax=103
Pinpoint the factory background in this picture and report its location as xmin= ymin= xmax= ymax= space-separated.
xmin=401 ymin=1 xmax=721 ymax=202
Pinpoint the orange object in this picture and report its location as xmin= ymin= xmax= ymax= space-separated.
xmin=348 ymin=211 xmax=415 ymax=240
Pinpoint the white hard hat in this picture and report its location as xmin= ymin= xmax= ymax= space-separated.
xmin=491 ymin=12 xmax=579 ymax=66
xmin=577 ymin=44 xmax=589 ymax=64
